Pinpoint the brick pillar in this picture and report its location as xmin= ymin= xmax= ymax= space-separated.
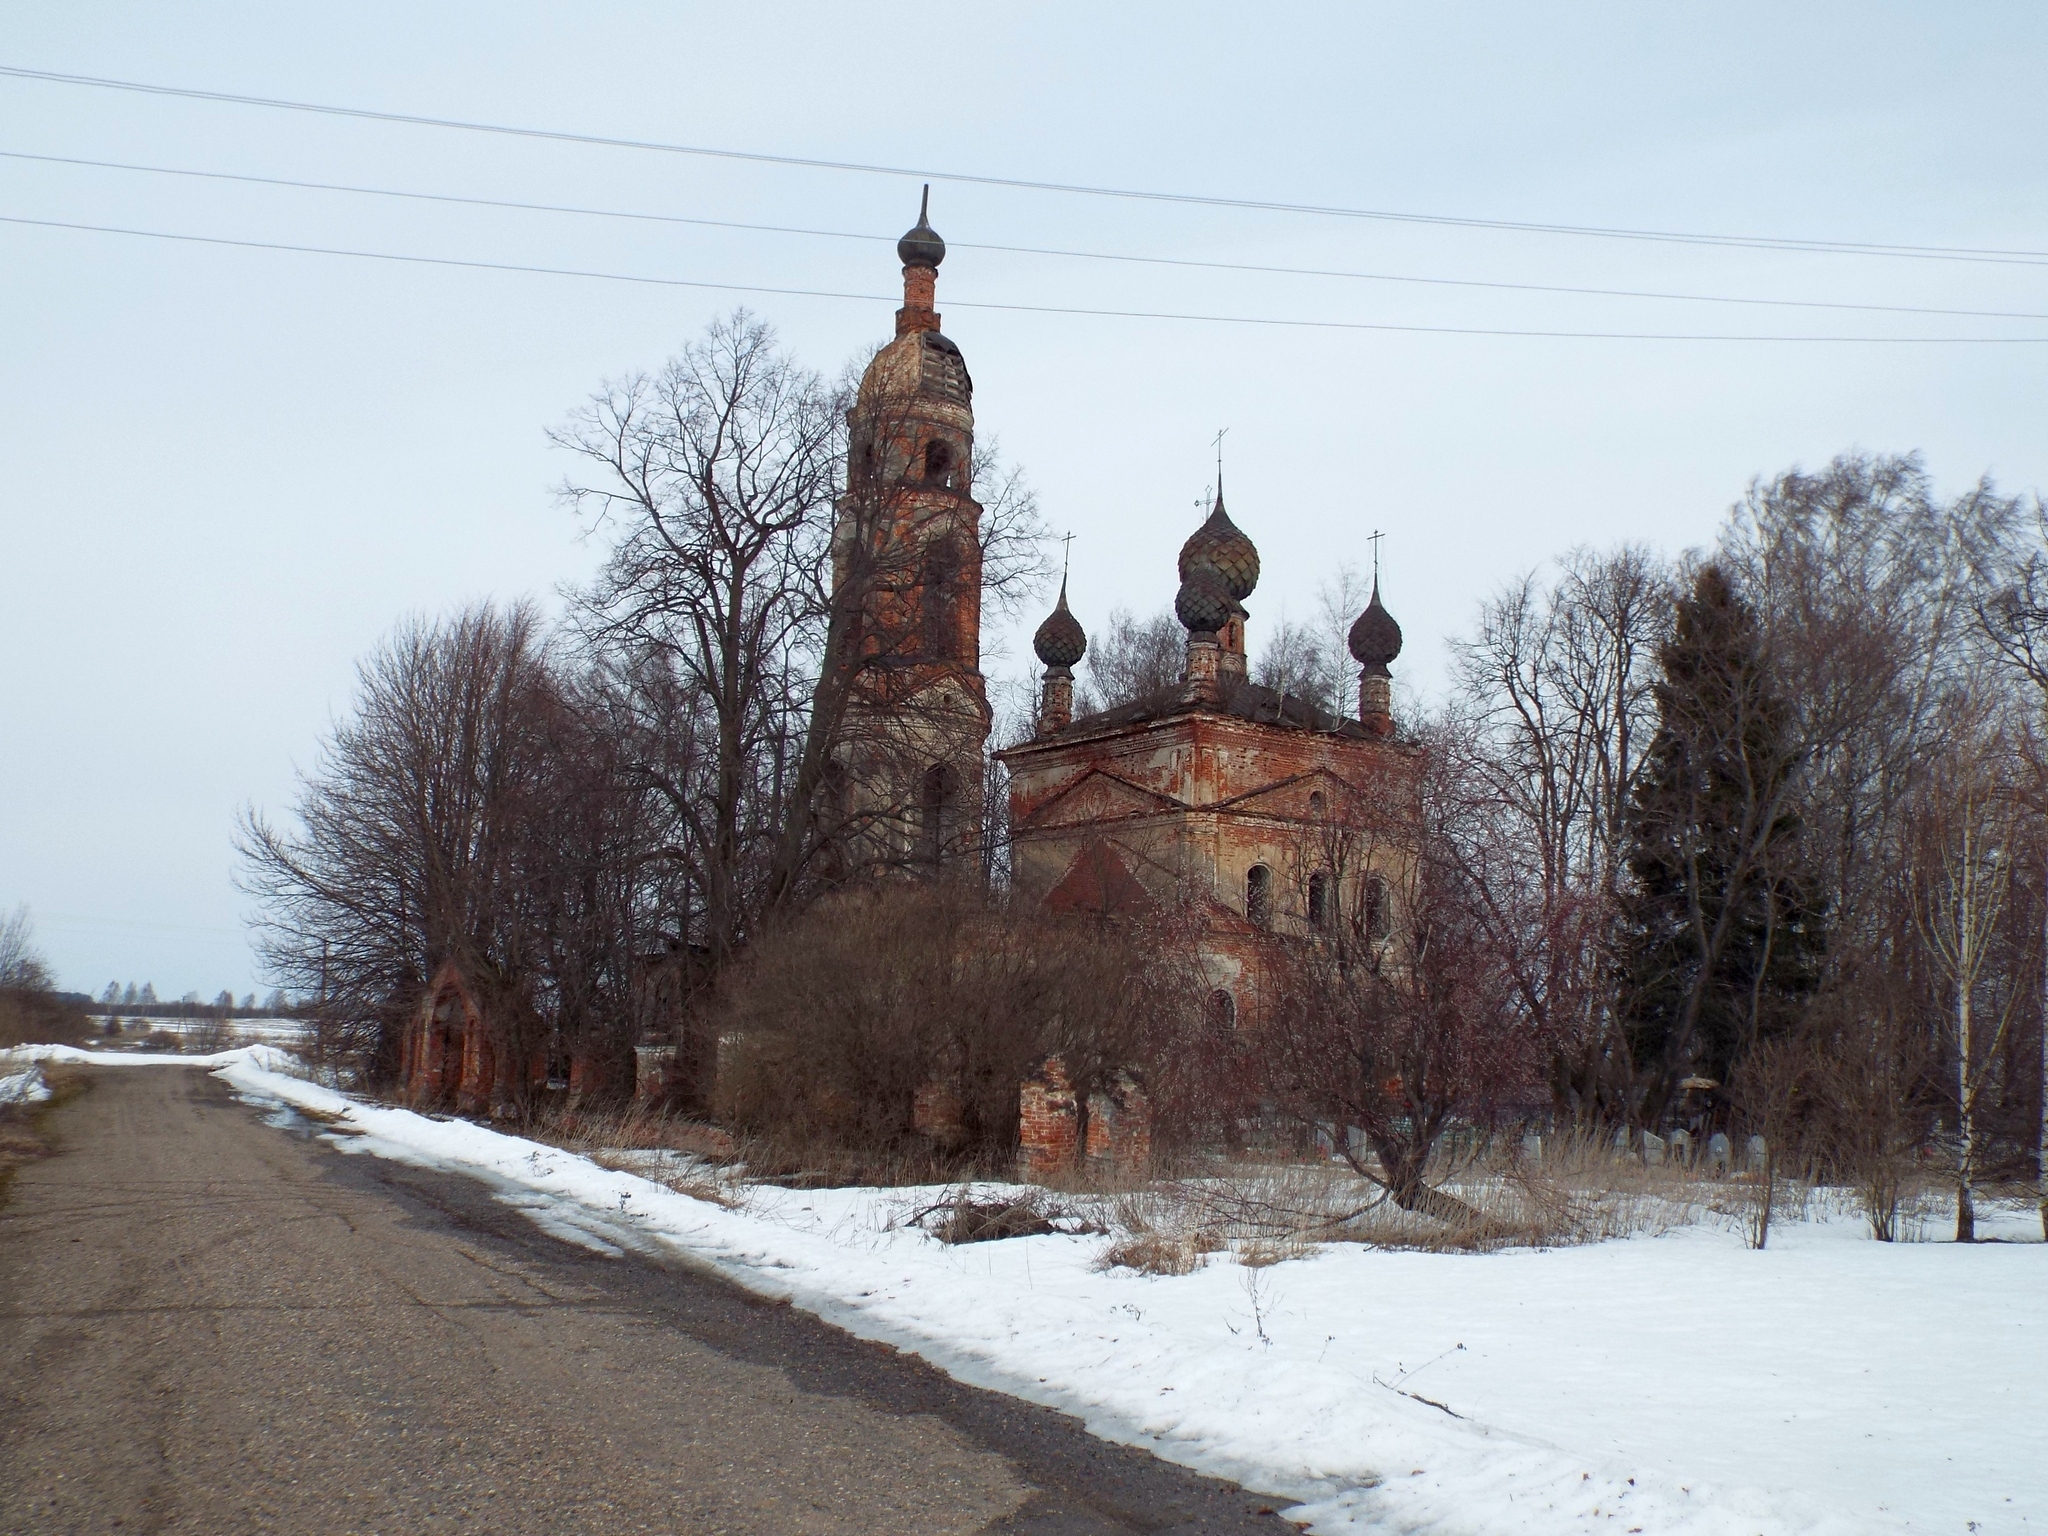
xmin=1018 ymin=1056 xmax=1079 ymax=1181
xmin=913 ymin=1079 xmax=968 ymax=1150
xmin=1084 ymin=1071 xmax=1153 ymax=1176
xmin=634 ymin=1045 xmax=678 ymax=1108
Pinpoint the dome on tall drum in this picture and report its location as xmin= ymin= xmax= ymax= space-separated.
xmin=1033 ymin=580 xmax=1087 ymax=671
xmin=1177 ymin=482 xmax=1260 ymax=603
xmin=1347 ymin=580 xmax=1403 ymax=677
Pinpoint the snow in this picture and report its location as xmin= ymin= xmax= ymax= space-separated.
xmin=0 ymin=1065 xmax=51 ymax=1104
xmin=12 ymin=1040 xmax=2043 ymax=1535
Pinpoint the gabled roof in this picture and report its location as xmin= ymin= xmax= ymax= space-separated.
xmin=1017 ymin=765 xmax=1185 ymax=829
xmin=1042 ymin=840 xmax=1156 ymax=917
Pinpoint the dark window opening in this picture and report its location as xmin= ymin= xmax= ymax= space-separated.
xmin=922 ymin=439 xmax=953 ymax=485
xmin=1308 ymin=871 xmax=1331 ymax=930
xmin=1308 ymin=790 xmax=1326 ymax=820
xmin=1205 ymin=989 xmax=1237 ymax=1036
xmin=1246 ymin=864 xmax=1272 ymax=927
xmin=920 ymin=762 xmax=957 ymax=866
xmin=919 ymin=538 xmax=964 ymax=659
xmin=1364 ymin=873 xmax=1391 ymax=942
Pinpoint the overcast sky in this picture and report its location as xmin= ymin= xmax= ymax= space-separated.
xmin=4 ymin=3 xmax=2045 ymax=998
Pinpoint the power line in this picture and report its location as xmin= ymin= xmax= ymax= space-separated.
xmin=4 ymin=61 xmax=2046 ymax=268
xmin=7 ymin=212 xmax=2047 ymax=344
xmin=11 ymin=147 xmax=2048 ymax=321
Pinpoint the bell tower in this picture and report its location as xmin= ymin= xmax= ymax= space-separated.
xmin=833 ymin=189 xmax=991 ymax=870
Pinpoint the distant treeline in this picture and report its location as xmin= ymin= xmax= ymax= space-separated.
xmin=91 ymin=985 xmax=301 ymax=1020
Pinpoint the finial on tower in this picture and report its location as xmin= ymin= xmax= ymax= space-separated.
xmin=897 ymin=185 xmax=946 ymax=269
xmin=1348 ymin=549 xmax=1403 ymax=738
xmin=895 ymin=186 xmax=946 ymax=335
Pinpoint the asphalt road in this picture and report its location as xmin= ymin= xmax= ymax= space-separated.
xmin=0 ymin=1067 xmax=1295 ymax=1535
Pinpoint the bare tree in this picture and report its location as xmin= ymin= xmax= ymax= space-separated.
xmin=1448 ymin=546 xmax=1670 ymax=1126
xmin=1909 ymin=699 xmax=2030 ymax=1241
xmin=1078 ymin=607 xmax=1183 ymax=714
xmin=1253 ymin=564 xmax=1372 ymax=716
xmin=1260 ymin=731 xmax=1537 ymax=1220
xmin=1977 ymin=518 xmax=2048 ymax=1239
xmin=0 ymin=906 xmax=49 ymax=991
xmin=238 ymin=603 xmax=649 ymax=1099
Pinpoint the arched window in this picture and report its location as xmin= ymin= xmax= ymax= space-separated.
xmin=1204 ymin=989 xmax=1237 ymax=1035
xmin=1307 ymin=790 xmax=1326 ymax=820
xmin=1246 ymin=864 xmax=1272 ymax=927
xmin=920 ymin=762 xmax=956 ymax=866
xmin=922 ymin=439 xmax=953 ymax=485
xmin=919 ymin=537 xmax=964 ymax=659
xmin=1308 ymin=871 xmax=1332 ymax=930
xmin=1364 ymin=873 xmax=1391 ymax=942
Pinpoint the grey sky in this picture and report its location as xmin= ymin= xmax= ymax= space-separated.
xmin=4 ymin=3 xmax=2044 ymax=997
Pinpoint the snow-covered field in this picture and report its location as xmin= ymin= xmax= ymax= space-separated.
xmin=83 ymin=1015 xmax=309 ymax=1047
xmin=9 ymin=1043 xmax=2042 ymax=1535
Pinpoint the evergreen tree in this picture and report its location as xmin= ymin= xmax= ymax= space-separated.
xmin=1618 ymin=565 xmax=1825 ymax=1116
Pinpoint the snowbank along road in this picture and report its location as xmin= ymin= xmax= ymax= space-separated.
xmin=0 ymin=1065 xmax=1296 ymax=1534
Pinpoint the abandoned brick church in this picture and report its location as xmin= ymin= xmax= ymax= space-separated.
xmin=401 ymin=193 xmax=1414 ymax=1134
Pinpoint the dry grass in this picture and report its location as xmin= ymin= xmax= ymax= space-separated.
xmin=0 ymin=1063 xmax=93 ymax=1207
xmin=1095 ymin=1231 xmax=1204 ymax=1275
xmin=1079 ymin=1131 xmax=1753 ymax=1267
xmin=525 ymin=1099 xmax=748 ymax=1208
xmin=893 ymin=1186 xmax=1104 ymax=1245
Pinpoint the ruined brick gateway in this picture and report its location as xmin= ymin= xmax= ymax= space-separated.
xmin=402 ymin=193 xmax=1418 ymax=1162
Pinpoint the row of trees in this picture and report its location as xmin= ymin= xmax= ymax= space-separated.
xmin=93 ymin=983 xmax=288 ymax=1017
xmin=1404 ymin=455 xmax=2044 ymax=1238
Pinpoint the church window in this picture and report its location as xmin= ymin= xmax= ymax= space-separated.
xmin=922 ymin=439 xmax=953 ymax=485
xmin=1205 ymin=989 xmax=1237 ymax=1035
xmin=920 ymin=762 xmax=957 ymax=866
xmin=1246 ymin=864 xmax=1272 ymax=926
xmin=1308 ymin=871 xmax=1331 ymax=930
xmin=1308 ymin=791 xmax=1326 ymax=820
xmin=1364 ymin=873 xmax=1391 ymax=942
xmin=919 ymin=538 xmax=964 ymax=658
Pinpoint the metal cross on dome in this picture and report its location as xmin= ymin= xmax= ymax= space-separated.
xmin=1369 ymin=528 xmax=1386 ymax=580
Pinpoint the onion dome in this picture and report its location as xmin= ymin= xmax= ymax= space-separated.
xmin=1347 ymin=579 xmax=1404 ymax=677
xmin=1033 ymin=579 xmax=1087 ymax=671
xmin=897 ymin=184 xmax=946 ymax=269
xmin=1177 ymin=482 xmax=1260 ymax=603
xmin=1175 ymin=569 xmax=1234 ymax=635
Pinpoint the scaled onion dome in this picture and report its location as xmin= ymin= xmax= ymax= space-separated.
xmin=1177 ymin=481 xmax=1260 ymax=604
xmin=1347 ymin=580 xmax=1404 ymax=677
xmin=1033 ymin=579 xmax=1087 ymax=671
xmin=1175 ymin=569 xmax=1235 ymax=635
xmin=897 ymin=184 xmax=946 ymax=269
